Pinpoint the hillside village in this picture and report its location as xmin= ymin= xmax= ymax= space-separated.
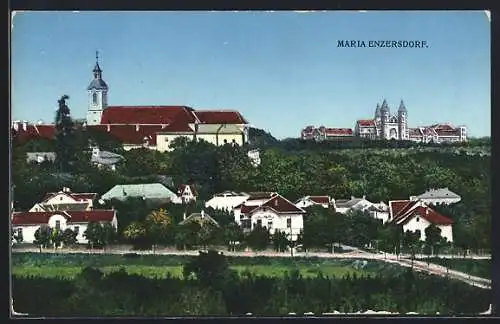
xmin=12 ymin=182 xmax=460 ymax=252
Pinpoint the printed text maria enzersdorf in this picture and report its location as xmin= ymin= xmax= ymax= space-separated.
xmin=337 ymin=40 xmax=429 ymax=48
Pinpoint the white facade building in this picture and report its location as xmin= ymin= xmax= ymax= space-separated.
xmin=233 ymin=192 xmax=305 ymax=241
xmin=205 ymin=191 xmax=250 ymax=212
xmin=295 ymin=196 xmax=332 ymax=209
xmin=29 ymin=187 xmax=97 ymax=212
xmin=12 ymin=210 xmax=117 ymax=245
xmin=409 ymin=188 xmax=461 ymax=206
xmin=389 ymin=199 xmax=454 ymax=243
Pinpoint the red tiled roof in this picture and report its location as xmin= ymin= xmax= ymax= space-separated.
xmin=12 ymin=210 xmax=115 ymax=225
xmin=357 ymin=119 xmax=376 ymax=127
xmin=422 ymin=127 xmax=438 ymax=136
xmin=431 ymin=123 xmax=455 ymax=131
xmin=100 ymin=106 xmax=196 ymax=125
xmin=161 ymin=121 xmax=193 ymax=133
xmin=389 ymin=200 xmax=453 ymax=225
xmin=325 ymin=128 xmax=353 ymax=136
xmin=409 ymin=206 xmax=454 ymax=225
xmin=240 ymin=194 xmax=305 ymax=214
xmin=194 ymin=110 xmax=248 ymax=124
xmin=309 ymin=196 xmax=330 ymax=204
xmin=435 ymin=129 xmax=460 ymax=137
xmin=12 ymin=124 xmax=55 ymax=145
xmin=88 ymin=124 xmax=163 ymax=145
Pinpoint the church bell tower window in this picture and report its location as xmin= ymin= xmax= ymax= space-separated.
xmin=92 ymin=92 xmax=98 ymax=105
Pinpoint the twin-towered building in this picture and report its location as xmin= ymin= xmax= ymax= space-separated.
xmin=301 ymin=99 xmax=468 ymax=144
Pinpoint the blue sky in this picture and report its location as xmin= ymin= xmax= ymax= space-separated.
xmin=11 ymin=11 xmax=490 ymax=139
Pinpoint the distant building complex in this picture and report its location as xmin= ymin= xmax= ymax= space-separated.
xmin=301 ymin=99 xmax=467 ymax=143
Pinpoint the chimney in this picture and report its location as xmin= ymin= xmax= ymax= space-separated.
xmin=201 ymin=210 xmax=205 ymax=219
xmin=183 ymin=212 xmax=186 ymax=221
xmin=274 ymin=199 xmax=278 ymax=207
xmin=136 ymin=124 xmax=140 ymax=132
xmin=22 ymin=121 xmax=27 ymax=131
xmin=362 ymin=195 xmax=366 ymax=200
xmin=107 ymin=124 xmax=111 ymax=132
xmin=426 ymin=208 xmax=429 ymax=215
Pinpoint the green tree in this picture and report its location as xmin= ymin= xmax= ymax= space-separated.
xmin=123 ymin=221 xmax=147 ymax=248
xmin=33 ymin=225 xmax=52 ymax=253
xmin=272 ymin=231 xmax=288 ymax=253
xmin=51 ymin=228 xmax=64 ymax=250
xmin=183 ymin=250 xmax=234 ymax=291
xmin=223 ymin=221 xmax=244 ymax=252
xmin=424 ymin=224 xmax=443 ymax=256
xmin=402 ymin=230 xmax=422 ymax=268
xmin=54 ymin=95 xmax=76 ymax=172
xmin=84 ymin=222 xmax=104 ymax=249
xmin=246 ymin=224 xmax=270 ymax=251
xmin=61 ymin=228 xmax=78 ymax=247
xmin=144 ymin=208 xmax=172 ymax=253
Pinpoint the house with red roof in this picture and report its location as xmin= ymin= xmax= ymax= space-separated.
xmin=233 ymin=192 xmax=306 ymax=241
xmin=388 ymin=199 xmax=454 ymax=242
xmin=300 ymin=125 xmax=353 ymax=141
xmin=295 ymin=195 xmax=333 ymax=209
xmin=12 ymin=187 xmax=117 ymax=245
xmin=12 ymin=53 xmax=251 ymax=152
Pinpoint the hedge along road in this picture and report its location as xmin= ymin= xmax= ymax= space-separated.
xmin=11 ymin=246 xmax=492 ymax=290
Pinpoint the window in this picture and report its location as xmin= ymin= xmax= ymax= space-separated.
xmin=416 ymin=217 xmax=420 ymax=222
xmin=55 ymin=220 xmax=61 ymax=230
xmin=60 ymin=196 xmax=63 ymax=201
xmin=165 ymin=138 xmax=169 ymax=142
xmin=257 ymin=219 xmax=262 ymax=227
xmin=287 ymin=218 xmax=292 ymax=228
xmin=92 ymin=92 xmax=98 ymax=105
xmin=17 ymin=228 xmax=23 ymax=237
xmin=74 ymin=226 xmax=80 ymax=234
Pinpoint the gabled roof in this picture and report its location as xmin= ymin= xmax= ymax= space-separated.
xmin=12 ymin=124 xmax=55 ymax=144
xmin=102 ymin=183 xmax=177 ymax=201
xmin=357 ymin=120 xmax=376 ymax=127
xmin=414 ymin=188 xmax=461 ymax=200
xmin=193 ymin=110 xmax=248 ymax=124
xmin=179 ymin=211 xmax=220 ymax=227
xmin=335 ymin=197 xmax=365 ymax=208
xmin=88 ymin=125 xmax=163 ymax=145
xmin=297 ymin=196 xmax=330 ymax=205
xmin=178 ymin=184 xmax=197 ymax=196
xmin=100 ymin=106 xmax=196 ymax=125
xmin=12 ymin=210 xmax=116 ymax=225
xmin=389 ymin=199 xmax=453 ymax=225
xmin=41 ymin=191 xmax=97 ymax=203
xmin=324 ymin=128 xmax=353 ymax=136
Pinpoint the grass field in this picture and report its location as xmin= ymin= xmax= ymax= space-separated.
xmin=11 ymin=252 xmax=401 ymax=279
xmin=417 ymin=258 xmax=491 ymax=279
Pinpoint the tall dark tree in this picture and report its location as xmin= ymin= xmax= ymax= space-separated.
xmin=54 ymin=95 xmax=76 ymax=172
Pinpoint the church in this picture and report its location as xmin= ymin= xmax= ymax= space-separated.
xmin=12 ymin=53 xmax=251 ymax=152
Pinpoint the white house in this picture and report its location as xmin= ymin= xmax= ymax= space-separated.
xmin=389 ymin=199 xmax=454 ymax=242
xmin=90 ymin=147 xmax=125 ymax=171
xmin=11 ymin=210 xmax=117 ymax=245
xmin=233 ymin=192 xmax=305 ymax=241
xmin=205 ymin=191 xmax=250 ymax=212
xmin=29 ymin=187 xmax=97 ymax=212
xmin=409 ymin=188 xmax=461 ymax=205
xmin=175 ymin=184 xmax=197 ymax=204
xmin=295 ymin=196 xmax=333 ymax=209
xmin=247 ymin=149 xmax=261 ymax=167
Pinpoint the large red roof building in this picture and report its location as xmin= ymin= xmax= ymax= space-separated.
xmin=301 ymin=99 xmax=467 ymax=144
xmin=12 ymin=53 xmax=250 ymax=152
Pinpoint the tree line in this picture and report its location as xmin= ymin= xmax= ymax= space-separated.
xmin=12 ymin=251 xmax=491 ymax=316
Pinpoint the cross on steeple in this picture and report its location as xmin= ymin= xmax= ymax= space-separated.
xmin=96 ymin=50 xmax=99 ymax=63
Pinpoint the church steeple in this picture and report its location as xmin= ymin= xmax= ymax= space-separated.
xmin=92 ymin=51 xmax=103 ymax=79
xmin=86 ymin=51 xmax=108 ymax=126
xmin=398 ymin=99 xmax=407 ymax=112
xmin=87 ymin=50 xmax=108 ymax=91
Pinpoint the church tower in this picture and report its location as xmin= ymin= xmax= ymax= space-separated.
xmin=398 ymin=99 xmax=408 ymax=140
xmin=380 ymin=99 xmax=390 ymax=139
xmin=86 ymin=51 xmax=108 ymax=125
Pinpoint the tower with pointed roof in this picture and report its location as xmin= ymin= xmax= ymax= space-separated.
xmin=379 ymin=99 xmax=390 ymax=139
xmin=374 ymin=103 xmax=382 ymax=136
xmin=398 ymin=99 xmax=408 ymax=140
xmin=86 ymin=51 xmax=109 ymax=126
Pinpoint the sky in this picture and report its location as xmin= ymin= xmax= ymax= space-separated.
xmin=11 ymin=11 xmax=491 ymax=139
